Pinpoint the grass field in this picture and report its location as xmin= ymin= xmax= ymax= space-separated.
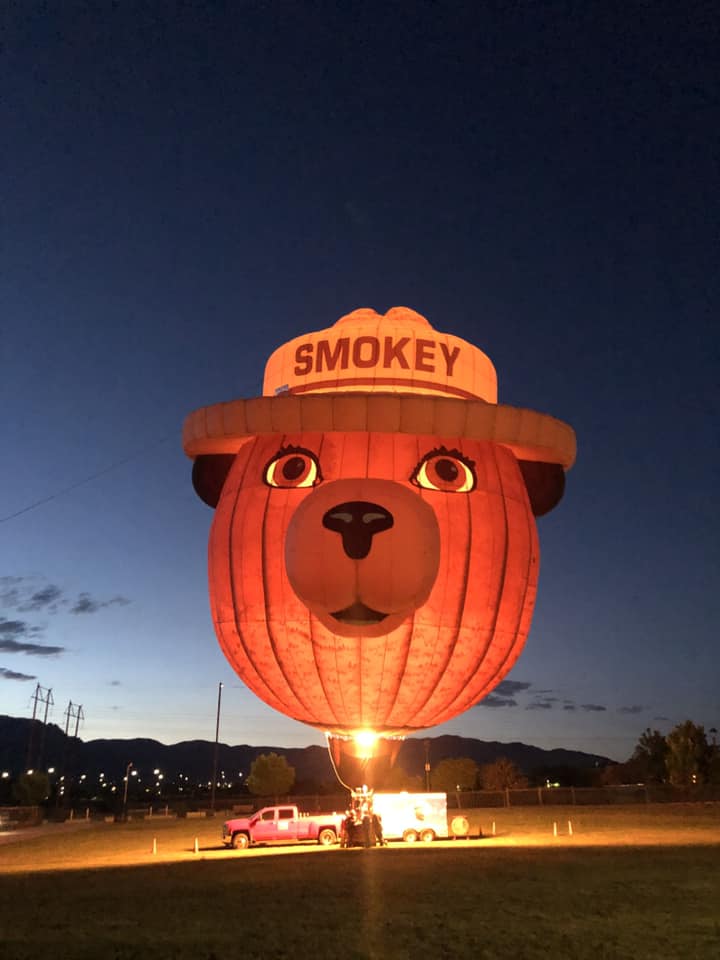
xmin=1 ymin=804 xmax=719 ymax=959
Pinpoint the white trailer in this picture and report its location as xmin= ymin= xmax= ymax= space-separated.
xmin=372 ymin=792 xmax=448 ymax=842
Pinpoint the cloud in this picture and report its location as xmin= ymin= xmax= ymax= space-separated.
xmin=1 ymin=577 xmax=130 ymax=617
xmin=0 ymin=617 xmax=43 ymax=640
xmin=0 ymin=576 xmax=24 ymax=608
xmin=18 ymin=584 xmax=65 ymax=613
xmin=563 ymin=704 xmax=577 ymax=711
xmin=109 ymin=680 xmax=122 ymax=687
xmin=0 ymin=576 xmax=65 ymax=612
xmin=70 ymin=593 xmax=130 ymax=615
xmin=477 ymin=693 xmax=517 ymax=708
xmin=494 ymin=680 xmax=532 ymax=696
xmin=618 ymin=705 xmax=644 ymax=714
xmin=526 ymin=701 xmax=553 ymax=710
xmin=0 ymin=626 xmax=65 ymax=656
xmin=0 ymin=638 xmax=65 ymax=656
xmin=581 ymin=703 xmax=607 ymax=712
xmin=0 ymin=667 xmax=37 ymax=681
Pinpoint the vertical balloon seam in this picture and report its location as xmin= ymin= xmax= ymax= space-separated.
xmin=232 ymin=442 xmax=306 ymax=716
xmin=263 ymin=473 xmax=326 ymax=723
xmin=364 ymin=431 xmax=393 ymax=728
xmin=389 ymin=446 xmax=462 ymax=727
xmin=272 ymin=431 xmax=334 ymax=723
xmin=223 ymin=438 xmax=291 ymax=708
xmin=357 ymin=430 xmax=372 ymax=728
xmin=449 ymin=448 xmax=530 ymax=719
xmin=309 ymin=430 xmax=352 ymax=730
xmin=367 ymin=434 xmax=414 ymax=730
xmin=411 ymin=480 xmax=474 ymax=727
xmin=479 ymin=450 xmax=537 ymax=703
xmin=424 ymin=444 xmax=511 ymax=726
xmin=260 ymin=434 xmax=313 ymax=719
xmin=382 ymin=434 xmax=432 ymax=729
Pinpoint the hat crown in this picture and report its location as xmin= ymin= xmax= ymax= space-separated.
xmin=263 ymin=306 xmax=498 ymax=403
xmin=334 ymin=306 xmax=432 ymax=329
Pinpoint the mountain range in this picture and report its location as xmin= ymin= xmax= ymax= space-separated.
xmin=0 ymin=714 xmax=611 ymax=788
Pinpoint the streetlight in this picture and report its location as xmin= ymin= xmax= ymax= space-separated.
xmin=211 ymin=682 xmax=223 ymax=813
xmin=122 ymin=762 xmax=133 ymax=821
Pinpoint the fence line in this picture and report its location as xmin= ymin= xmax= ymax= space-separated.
xmin=3 ymin=784 xmax=719 ymax=825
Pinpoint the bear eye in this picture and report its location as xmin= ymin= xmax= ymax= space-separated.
xmin=411 ymin=448 xmax=476 ymax=493
xmin=264 ymin=447 xmax=323 ymax=489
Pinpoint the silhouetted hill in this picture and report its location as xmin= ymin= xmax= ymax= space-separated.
xmin=0 ymin=715 xmax=610 ymax=787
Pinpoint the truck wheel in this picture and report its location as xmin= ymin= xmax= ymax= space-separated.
xmin=402 ymin=829 xmax=419 ymax=843
xmin=318 ymin=828 xmax=337 ymax=846
xmin=232 ymin=832 xmax=250 ymax=850
xmin=420 ymin=829 xmax=435 ymax=843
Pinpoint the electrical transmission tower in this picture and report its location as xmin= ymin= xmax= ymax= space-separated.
xmin=25 ymin=683 xmax=53 ymax=772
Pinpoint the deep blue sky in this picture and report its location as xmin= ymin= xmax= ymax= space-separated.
xmin=2 ymin=1 xmax=717 ymax=762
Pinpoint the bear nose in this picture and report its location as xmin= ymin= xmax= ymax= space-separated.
xmin=322 ymin=501 xmax=394 ymax=560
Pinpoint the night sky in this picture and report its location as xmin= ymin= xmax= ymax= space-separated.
xmin=3 ymin=2 xmax=717 ymax=762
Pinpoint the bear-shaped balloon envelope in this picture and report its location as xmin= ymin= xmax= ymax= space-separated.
xmin=184 ymin=307 xmax=575 ymax=780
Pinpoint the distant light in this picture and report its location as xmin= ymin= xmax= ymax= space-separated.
xmin=47 ymin=767 xmax=55 ymax=774
xmin=1 ymin=772 xmax=9 ymax=779
xmin=27 ymin=769 xmax=34 ymax=775
xmin=153 ymin=768 xmax=160 ymax=775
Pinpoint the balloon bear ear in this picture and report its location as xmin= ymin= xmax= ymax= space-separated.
xmin=517 ymin=460 xmax=566 ymax=517
xmin=192 ymin=454 xmax=236 ymax=508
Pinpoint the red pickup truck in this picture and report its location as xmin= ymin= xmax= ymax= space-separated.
xmin=222 ymin=804 xmax=345 ymax=850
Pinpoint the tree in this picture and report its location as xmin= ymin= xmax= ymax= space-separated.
xmin=246 ymin=753 xmax=295 ymax=801
xmin=665 ymin=721 xmax=710 ymax=786
xmin=431 ymin=757 xmax=479 ymax=793
xmin=12 ymin=771 xmax=50 ymax=806
xmin=380 ymin=765 xmax=424 ymax=791
xmin=631 ymin=728 xmax=668 ymax=783
xmin=479 ymin=757 xmax=528 ymax=791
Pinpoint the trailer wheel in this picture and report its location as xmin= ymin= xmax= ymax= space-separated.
xmin=232 ymin=832 xmax=250 ymax=850
xmin=420 ymin=829 xmax=436 ymax=843
xmin=318 ymin=828 xmax=337 ymax=846
xmin=402 ymin=829 xmax=419 ymax=843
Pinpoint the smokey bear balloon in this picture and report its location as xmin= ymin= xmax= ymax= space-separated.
xmin=184 ymin=307 xmax=575 ymax=739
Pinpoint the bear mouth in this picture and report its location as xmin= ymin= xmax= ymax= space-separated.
xmin=330 ymin=601 xmax=388 ymax=626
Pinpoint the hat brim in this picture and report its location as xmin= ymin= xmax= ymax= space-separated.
xmin=183 ymin=392 xmax=576 ymax=469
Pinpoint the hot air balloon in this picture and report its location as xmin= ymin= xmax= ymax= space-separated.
xmin=183 ymin=307 xmax=575 ymax=785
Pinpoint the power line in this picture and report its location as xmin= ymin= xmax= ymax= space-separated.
xmin=0 ymin=435 xmax=172 ymax=525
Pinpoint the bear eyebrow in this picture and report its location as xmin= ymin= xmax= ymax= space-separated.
xmin=272 ymin=444 xmax=319 ymax=459
xmin=416 ymin=446 xmax=476 ymax=470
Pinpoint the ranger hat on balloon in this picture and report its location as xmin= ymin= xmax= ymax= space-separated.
xmin=184 ymin=306 xmax=576 ymax=514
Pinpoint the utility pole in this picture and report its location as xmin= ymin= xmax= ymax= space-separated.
xmin=37 ymin=687 xmax=54 ymax=769
xmin=122 ymin=762 xmax=133 ymax=822
xmin=210 ymin=682 xmax=223 ymax=813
